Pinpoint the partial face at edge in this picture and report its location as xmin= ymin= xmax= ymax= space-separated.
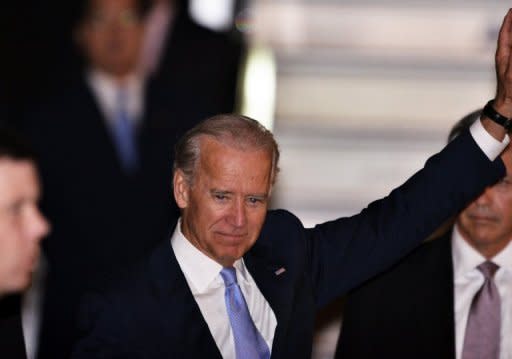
xmin=174 ymin=138 xmax=272 ymax=267
xmin=0 ymin=159 xmax=49 ymax=295
xmin=457 ymin=144 xmax=512 ymax=259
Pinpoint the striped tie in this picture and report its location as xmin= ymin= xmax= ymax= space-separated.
xmin=462 ymin=261 xmax=501 ymax=359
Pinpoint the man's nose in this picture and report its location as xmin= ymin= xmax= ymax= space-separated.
xmin=474 ymin=186 xmax=494 ymax=206
xmin=229 ymin=199 xmax=247 ymax=228
xmin=29 ymin=207 xmax=51 ymax=243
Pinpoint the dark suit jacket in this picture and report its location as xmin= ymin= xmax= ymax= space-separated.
xmin=71 ymin=131 xmax=503 ymax=358
xmin=23 ymin=76 xmax=213 ymax=359
xmin=151 ymin=7 xmax=244 ymax=114
xmin=335 ymin=232 xmax=455 ymax=359
xmin=0 ymin=294 xmax=27 ymax=359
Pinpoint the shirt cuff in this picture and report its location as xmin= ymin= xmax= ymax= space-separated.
xmin=469 ymin=119 xmax=510 ymax=161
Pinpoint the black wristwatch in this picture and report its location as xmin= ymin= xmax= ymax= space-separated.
xmin=483 ymin=100 xmax=512 ymax=131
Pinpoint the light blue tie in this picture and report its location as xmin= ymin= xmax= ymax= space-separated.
xmin=220 ymin=267 xmax=270 ymax=359
xmin=113 ymin=88 xmax=138 ymax=173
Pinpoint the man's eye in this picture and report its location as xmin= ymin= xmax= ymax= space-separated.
xmin=214 ymin=194 xmax=227 ymax=201
xmin=247 ymin=197 xmax=264 ymax=205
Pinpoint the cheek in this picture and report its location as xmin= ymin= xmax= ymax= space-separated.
xmin=126 ymin=31 xmax=142 ymax=49
xmin=497 ymin=198 xmax=512 ymax=218
xmin=87 ymin=43 xmax=107 ymax=63
xmin=497 ymin=206 xmax=512 ymax=231
xmin=86 ymin=32 xmax=104 ymax=49
xmin=0 ymin=223 xmax=19 ymax=251
xmin=0 ymin=235 xmax=24 ymax=274
xmin=458 ymin=212 xmax=471 ymax=227
xmin=247 ymin=211 xmax=267 ymax=235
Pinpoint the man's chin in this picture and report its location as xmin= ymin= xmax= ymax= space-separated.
xmin=3 ymin=275 xmax=32 ymax=295
xmin=216 ymin=252 xmax=244 ymax=267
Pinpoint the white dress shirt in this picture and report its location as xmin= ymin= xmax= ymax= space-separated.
xmin=21 ymin=256 xmax=46 ymax=359
xmin=171 ymin=221 xmax=277 ymax=359
xmin=452 ymin=226 xmax=512 ymax=359
xmin=87 ymin=69 xmax=144 ymax=128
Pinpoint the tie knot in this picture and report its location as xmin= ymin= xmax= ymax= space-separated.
xmin=477 ymin=261 xmax=499 ymax=279
xmin=220 ymin=267 xmax=237 ymax=287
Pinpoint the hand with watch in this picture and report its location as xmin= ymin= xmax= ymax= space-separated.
xmin=482 ymin=9 xmax=512 ymax=141
xmin=483 ymin=100 xmax=512 ymax=132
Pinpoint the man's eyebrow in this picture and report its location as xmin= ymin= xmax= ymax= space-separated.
xmin=209 ymin=190 xmax=268 ymax=198
xmin=210 ymin=189 xmax=232 ymax=195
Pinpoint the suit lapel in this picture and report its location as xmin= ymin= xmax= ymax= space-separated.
xmin=438 ymin=234 xmax=456 ymax=357
xmin=244 ymin=242 xmax=295 ymax=358
xmin=412 ymin=233 xmax=456 ymax=357
xmin=0 ymin=294 xmax=27 ymax=358
xmin=76 ymin=80 xmax=126 ymax=170
xmin=148 ymin=240 xmax=222 ymax=358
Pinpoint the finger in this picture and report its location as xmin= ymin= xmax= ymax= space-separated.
xmin=496 ymin=9 xmax=512 ymax=77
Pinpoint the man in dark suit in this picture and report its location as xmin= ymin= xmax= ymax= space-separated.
xmin=335 ymin=109 xmax=512 ymax=359
xmin=22 ymin=0 xmax=223 ymax=357
xmin=0 ymin=128 xmax=50 ymax=358
xmin=71 ymin=9 xmax=512 ymax=359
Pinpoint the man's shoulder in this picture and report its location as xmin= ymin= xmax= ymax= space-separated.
xmin=88 ymin=239 xmax=173 ymax=300
xmin=262 ymin=209 xmax=304 ymax=233
xmin=76 ymin=240 xmax=175 ymax=332
xmin=266 ymin=208 xmax=301 ymax=221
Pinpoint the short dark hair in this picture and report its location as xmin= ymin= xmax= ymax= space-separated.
xmin=0 ymin=126 xmax=37 ymax=163
xmin=174 ymin=114 xmax=280 ymax=186
xmin=447 ymin=109 xmax=482 ymax=143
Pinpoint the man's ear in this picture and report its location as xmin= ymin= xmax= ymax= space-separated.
xmin=173 ymin=170 xmax=189 ymax=209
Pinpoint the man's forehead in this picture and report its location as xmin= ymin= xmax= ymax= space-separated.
xmin=199 ymin=137 xmax=271 ymax=160
xmin=0 ymin=158 xmax=36 ymax=172
xmin=200 ymin=140 xmax=271 ymax=172
xmin=196 ymin=138 xmax=272 ymax=189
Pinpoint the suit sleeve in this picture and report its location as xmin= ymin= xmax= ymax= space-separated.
xmin=306 ymin=130 xmax=505 ymax=308
xmin=71 ymin=292 xmax=132 ymax=359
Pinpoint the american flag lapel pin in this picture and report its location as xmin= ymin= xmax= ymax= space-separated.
xmin=274 ymin=267 xmax=286 ymax=276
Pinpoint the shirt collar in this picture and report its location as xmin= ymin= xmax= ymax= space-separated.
xmin=171 ymin=219 xmax=250 ymax=294
xmin=452 ymin=224 xmax=512 ymax=278
xmin=492 ymin=236 xmax=512 ymax=271
xmin=452 ymin=225 xmax=487 ymax=280
xmin=86 ymin=68 xmax=144 ymax=124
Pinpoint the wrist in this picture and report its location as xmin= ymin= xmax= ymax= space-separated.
xmin=491 ymin=97 xmax=512 ymax=118
xmin=483 ymin=100 xmax=512 ymax=131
